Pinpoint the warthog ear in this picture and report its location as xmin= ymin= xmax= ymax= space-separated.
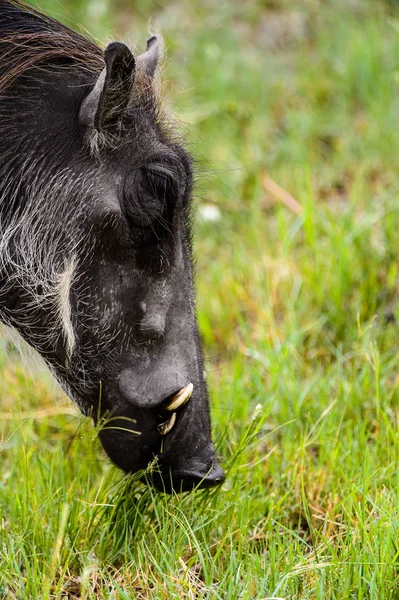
xmin=137 ymin=35 xmax=162 ymax=77
xmin=80 ymin=41 xmax=135 ymax=132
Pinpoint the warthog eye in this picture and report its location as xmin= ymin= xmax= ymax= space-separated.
xmin=123 ymin=158 xmax=184 ymax=235
xmin=141 ymin=162 xmax=181 ymax=203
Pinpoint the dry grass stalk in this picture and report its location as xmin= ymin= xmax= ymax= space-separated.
xmin=261 ymin=171 xmax=303 ymax=215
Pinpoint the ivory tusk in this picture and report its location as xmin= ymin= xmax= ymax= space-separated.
xmin=166 ymin=382 xmax=193 ymax=412
xmin=157 ymin=412 xmax=177 ymax=435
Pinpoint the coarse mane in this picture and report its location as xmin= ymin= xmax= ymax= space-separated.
xmin=0 ymin=2 xmax=107 ymax=379
xmin=0 ymin=0 xmax=104 ymax=94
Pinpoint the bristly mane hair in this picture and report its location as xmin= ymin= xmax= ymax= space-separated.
xmin=0 ymin=1 xmax=110 ymax=379
xmin=0 ymin=0 xmax=104 ymax=94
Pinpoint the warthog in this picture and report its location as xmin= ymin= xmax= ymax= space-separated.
xmin=0 ymin=0 xmax=225 ymax=492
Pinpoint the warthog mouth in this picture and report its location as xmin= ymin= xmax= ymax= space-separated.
xmin=94 ymin=381 xmax=225 ymax=493
xmin=149 ymin=462 xmax=226 ymax=493
xmin=157 ymin=383 xmax=194 ymax=435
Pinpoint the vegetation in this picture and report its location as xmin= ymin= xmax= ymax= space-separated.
xmin=2 ymin=0 xmax=399 ymax=597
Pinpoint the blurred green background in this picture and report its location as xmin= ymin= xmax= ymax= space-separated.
xmin=2 ymin=0 xmax=399 ymax=597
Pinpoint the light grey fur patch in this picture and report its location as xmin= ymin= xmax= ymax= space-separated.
xmin=56 ymin=254 xmax=77 ymax=360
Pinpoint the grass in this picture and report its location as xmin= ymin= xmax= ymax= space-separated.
xmin=1 ymin=0 xmax=399 ymax=597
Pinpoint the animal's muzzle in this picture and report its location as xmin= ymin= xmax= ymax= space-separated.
xmin=150 ymin=459 xmax=225 ymax=493
xmin=150 ymin=384 xmax=225 ymax=493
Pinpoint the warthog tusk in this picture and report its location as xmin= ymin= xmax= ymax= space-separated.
xmin=157 ymin=412 xmax=177 ymax=436
xmin=158 ymin=384 xmax=193 ymax=435
xmin=166 ymin=382 xmax=194 ymax=411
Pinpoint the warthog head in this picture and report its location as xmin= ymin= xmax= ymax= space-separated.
xmin=0 ymin=0 xmax=225 ymax=492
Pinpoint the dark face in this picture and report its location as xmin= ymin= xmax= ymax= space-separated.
xmin=0 ymin=38 xmax=224 ymax=493
xmin=66 ymin=139 xmax=224 ymax=492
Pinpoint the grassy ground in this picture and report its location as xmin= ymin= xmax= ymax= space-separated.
xmin=1 ymin=0 xmax=399 ymax=597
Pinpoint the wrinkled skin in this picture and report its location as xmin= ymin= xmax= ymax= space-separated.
xmin=0 ymin=2 xmax=224 ymax=493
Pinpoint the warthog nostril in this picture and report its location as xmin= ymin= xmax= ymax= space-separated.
xmin=165 ymin=382 xmax=193 ymax=411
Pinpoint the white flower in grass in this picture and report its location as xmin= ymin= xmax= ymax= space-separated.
xmin=252 ymin=403 xmax=262 ymax=420
xmin=198 ymin=204 xmax=221 ymax=222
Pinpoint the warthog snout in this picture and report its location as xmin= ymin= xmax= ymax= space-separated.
xmin=97 ymin=376 xmax=225 ymax=493
xmin=152 ymin=447 xmax=226 ymax=493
